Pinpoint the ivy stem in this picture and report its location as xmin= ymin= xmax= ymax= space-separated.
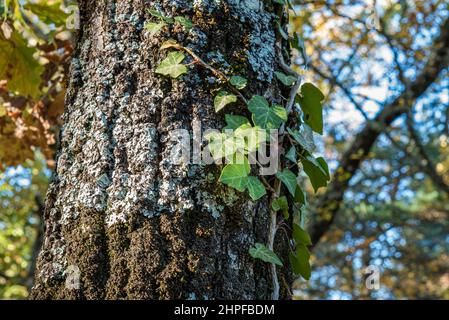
xmin=265 ymin=42 xmax=304 ymax=301
xmin=260 ymin=175 xmax=276 ymax=193
xmin=161 ymin=43 xmax=248 ymax=105
xmin=276 ymin=44 xmax=302 ymax=136
xmin=163 ymin=39 xmax=302 ymax=300
xmin=268 ymin=179 xmax=282 ymax=300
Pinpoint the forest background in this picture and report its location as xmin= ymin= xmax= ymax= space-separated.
xmin=0 ymin=0 xmax=448 ymax=299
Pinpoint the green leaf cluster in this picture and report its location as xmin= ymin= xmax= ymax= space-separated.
xmin=150 ymin=8 xmax=329 ymax=283
xmin=289 ymin=224 xmax=312 ymax=279
xmin=146 ymin=8 xmax=193 ymax=37
xmin=219 ymin=156 xmax=266 ymax=201
xmin=248 ymin=96 xmax=287 ymax=130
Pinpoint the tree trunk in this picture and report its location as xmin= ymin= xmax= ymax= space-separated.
xmin=31 ymin=0 xmax=289 ymax=300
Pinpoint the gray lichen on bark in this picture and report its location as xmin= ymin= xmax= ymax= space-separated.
xmin=31 ymin=0 xmax=289 ymax=299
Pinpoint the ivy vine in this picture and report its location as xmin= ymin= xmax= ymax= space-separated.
xmin=146 ymin=1 xmax=330 ymax=298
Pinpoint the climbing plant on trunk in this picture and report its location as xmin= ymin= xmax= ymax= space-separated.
xmin=31 ymin=0 xmax=327 ymax=300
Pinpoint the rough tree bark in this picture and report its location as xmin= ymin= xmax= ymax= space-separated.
xmin=31 ymin=0 xmax=291 ymax=299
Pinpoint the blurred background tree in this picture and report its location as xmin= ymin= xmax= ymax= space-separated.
xmin=0 ymin=0 xmax=447 ymax=299
xmin=291 ymin=0 xmax=449 ymax=299
xmin=0 ymin=152 xmax=48 ymax=298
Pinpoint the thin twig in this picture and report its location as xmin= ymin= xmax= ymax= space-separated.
xmin=264 ymin=43 xmax=305 ymax=301
xmin=261 ymin=176 xmax=276 ymax=193
xmin=268 ymin=178 xmax=282 ymax=300
xmin=276 ymin=44 xmax=303 ymax=136
xmin=162 ymin=43 xmax=248 ymax=105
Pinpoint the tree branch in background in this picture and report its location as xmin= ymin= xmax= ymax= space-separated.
xmin=310 ymin=17 xmax=449 ymax=246
xmin=310 ymin=62 xmax=370 ymax=120
xmin=445 ymin=104 xmax=449 ymax=137
xmin=406 ymin=110 xmax=449 ymax=195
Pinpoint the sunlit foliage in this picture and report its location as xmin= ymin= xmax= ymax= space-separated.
xmin=0 ymin=152 xmax=49 ymax=299
xmin=0 ymin=0 xmax=74 ymax=170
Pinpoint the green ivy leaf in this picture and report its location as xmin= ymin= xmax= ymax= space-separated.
xmin=155 ymin=51 xmax=188 ymax=78
xmin=147 ymin=8 xmax=174 ymax=23
xmin=248 ymin=96 xmax=287 ymax=130
xmin=317 ymin=157 xmax=331 ymax=181
xmin=276 ymin=169 xmax=297 ymax=196
xmin=147 ymin=8 xmax=164 ymax=19
xmin=272 ymin=196 xmax=288 ymax=211
xmin=277 ymin=21 xmax=289 ymax=40
xmin=230 ymin=76 xmax=248 ymax=90
xmin=294 ymin=186 xmax=307 ymax=205
xmin=291 ymin=32 xmax=303 ymax=52
xmin=206 ymin=125 xmax=262 ymax=160
xmin=174 ymin=16 xmax=193 ymax=30
xmin=285 ymin=146 xmax=297 ymax=163
xmin=219 ymin=157 xmax=250 ymax=192
xmin=205 ymin=132 xmax=226 ymax=160
xmin=145 ymin=21 xmax=166 ymax=36
xmin=224 ymin=114 xmax=250 ymax=130
xmin=287 ymin=128 xmax=313 ymax=153
xmin=247 ymin=176 xmax=266 ymax=201
xmin=302 ymin=154 xmax=330 ymax=192
xmin=249 ymin=243 xmax=283 ymax=266
xmin=296 ymin=83 xmax=325 ymax=135
xmin=205 ymin=132 xmax=246 ymax=160
xmin=289 ymin=244 xmax=311 ymax=280
xmin=293 ymin=224 xmax=312 ymax=246
xmin=272 ymin=196 xmax=289 ymax=219
xmin=291 ymin=32 xmax=309 ymax=66
xmin=275 ymin=71 xmax=297 ymax=86
xmin=214 ymin=91 xmax=237 ymax=112
xmin=234 ymin=125 xmax=266 ymax=153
